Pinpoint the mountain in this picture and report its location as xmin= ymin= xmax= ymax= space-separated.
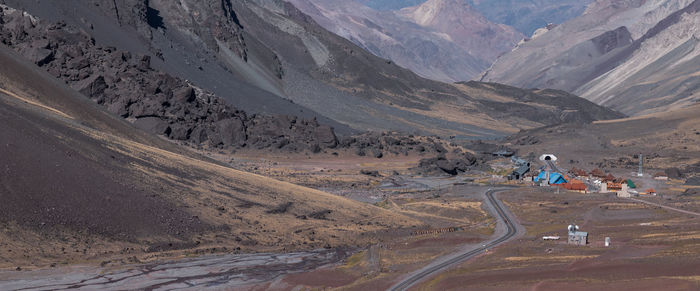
xmin=357 ymin=0 xmax=426 ymax=10
xmin=286 ymin=0 xmax=489 ymax=82
xmin=481 ymin=0 xmax=700 ymax=116
xmin=289 ymin=0 xmax=523 ymax=82
xmin=0 ymin=0 xmax=620 ymax=141
xmin=397 ymin=0 xmax=523 ymax=64
xmin=465 ymin=0 xmax=593 ymax=37
xmin=0 ymin=43 xmax=417 ymax=268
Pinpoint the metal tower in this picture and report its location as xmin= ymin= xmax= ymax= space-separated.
xmin=637 ymin=154 xmax=643 ymax=177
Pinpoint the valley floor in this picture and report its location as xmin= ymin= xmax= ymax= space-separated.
xmin=4 ymin=153 xmax=700 ymax=290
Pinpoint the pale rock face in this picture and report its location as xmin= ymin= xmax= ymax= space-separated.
xmin=397 ymin=0 xmax=523 ymax=62
xmin=580 ymin=10 xmax=700 ymax=114
xmin=481 ymin=0 xmax=700 ymax=115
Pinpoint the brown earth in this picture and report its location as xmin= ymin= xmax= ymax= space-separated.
xmin=0 ymin=43 xmax=422 ymax=270
xmin=416 ymin=188 xmax=700 ymax=290
xmin=503 ymin=104 xmax=700 ymax=173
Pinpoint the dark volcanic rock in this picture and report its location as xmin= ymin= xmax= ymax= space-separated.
xmin=133 ymin=117 xmax=169 ymax=135
xmin=414 ymin=153 xmax=479 ymax=176
xmin=681 ymin=188 xmax=700 ymax=196
xmin=360 ymin=170 xmax=380 ymax=177
xmin=22 ymin=46 xmax=53 ymax=65
xmin=665 ymin=167 xmax=683 ymax=180
xmin=0 ymin=10 xmax=346 ymax=153
xmin=74 ymin=74 xmax=107 ymax=97
xmin=215 ymin=118 xmax=247 ymax=147
xmin=686 ymin=177 xmax=700 ymax=186
xmin=173 ymin=86 xmax=196 ymax=103
xmin=313 ymin=125 xmax=338 ymax=148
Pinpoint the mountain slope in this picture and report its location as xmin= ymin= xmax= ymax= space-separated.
xmin=289 ymin=0 xmax=522 ymax=82
xmin=481 ymin=0 xmax=700 ymax=115
xmin=465 ymin=0 xmax=593 ymax=37
xmin=397 ymin=0 xmax=523 ymax=63
xmin=506 ymin=103 xmax=700 ymax=170
xmin=0 ymin=43 xmax=417 ymax=268
xmin=0 ymin=0 xmax=621 ymax=140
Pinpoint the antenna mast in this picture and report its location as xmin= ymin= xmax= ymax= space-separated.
xmin=637 ymin=154 xmax=643 ymax=177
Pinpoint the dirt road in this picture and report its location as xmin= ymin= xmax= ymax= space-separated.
xmin=389 ymin=188 xmax=524 ymax=291
xmin=628 ymin=197 xmax=700 ymax=217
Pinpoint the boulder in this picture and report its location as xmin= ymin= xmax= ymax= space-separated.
xmin=313 ymin=125 xmax=338 ymax=148
xmin=133 ymin=117 xmax=169 ymax=135
xmin=107 ymin=100 xmax=129 ymax=117
xmin=129 ymin=98 xmax=163 ymax=118
xmin=436 ymin=158 xmax=459 ymax=175
xmin=168 ymin=123 xmax=192 ymax=140
xmin=137 ymin=55 xmax=151 ymax=71
xmin=173 ymin=87 xmax=196 ymax=103
xmin=23 ymin=46 xmax=54 ymax=66
xmin=73 ymin=74 xmax=107 ymax=97
xmin=189 ymin=126 xmax=209 ymax=145
xmin=215 ymin=118 xmax=246 ymax=146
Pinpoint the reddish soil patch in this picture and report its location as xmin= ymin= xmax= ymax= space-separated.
xmin=280 ymin=267 xmax=357 ymax=288
xmin=432 ymin=260 xmax=700 ymax=290
xmin=533 ymin=277 xmax=697 ymax=291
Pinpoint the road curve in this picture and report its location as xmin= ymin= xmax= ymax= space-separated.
xmin=389 ymin=188 xmax=522 ymax=291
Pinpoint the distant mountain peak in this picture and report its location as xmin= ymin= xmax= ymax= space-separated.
xmin=398 ymin=0 xmax=523 ymax=62
xmin=400 ymin=0 xmax=476 ymax=27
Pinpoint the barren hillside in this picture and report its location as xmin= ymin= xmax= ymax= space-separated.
xmin=0 ymin=44 xmax=418 ymax=269
xmin=482 ymin=0 xmax=700 ymax=115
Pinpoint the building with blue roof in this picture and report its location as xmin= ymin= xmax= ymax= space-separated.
xmin=534 ymin=171 xmax=568 ymax=185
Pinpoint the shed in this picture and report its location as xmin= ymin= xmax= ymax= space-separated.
xmin=626 ymin=179 xmax=636 ymax=188
xmin=568 ymin=231 xmax=588 ymax=246
xmin=510 ymin=165 xmax=530 ymax=180
xmin=560 ymin=181 xmax=587 ymax=193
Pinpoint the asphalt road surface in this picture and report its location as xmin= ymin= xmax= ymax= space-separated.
xmin=389 ymin=188 xmax=524 ymax=291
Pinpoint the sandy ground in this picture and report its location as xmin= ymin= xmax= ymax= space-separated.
xmin=0 ymin=249 xmax=350 ymax=290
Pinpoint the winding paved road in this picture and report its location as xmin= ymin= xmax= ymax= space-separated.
xmin=389 ymin=188 xmax=524 ymax=291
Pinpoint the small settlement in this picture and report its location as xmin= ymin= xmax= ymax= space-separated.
xmin=499 ymin=152 xmax=682 ymax=247
xmin=503 ymin=153 xmax=668 ymax=198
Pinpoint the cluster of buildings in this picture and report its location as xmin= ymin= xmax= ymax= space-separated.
xmin=502 ymin=153 xmax=664 ymax=198
xmin=511 ymin=163 xmax=657 ymax=197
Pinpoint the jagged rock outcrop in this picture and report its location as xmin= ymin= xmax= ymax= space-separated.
xmin=0 ymin=5 xmax=336 ymax=152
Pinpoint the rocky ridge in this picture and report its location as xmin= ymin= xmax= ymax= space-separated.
xmin=0 ymin=4 xmax=338 ymax=152
xmin=0 ymin=4 xmax=471 ymax=159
